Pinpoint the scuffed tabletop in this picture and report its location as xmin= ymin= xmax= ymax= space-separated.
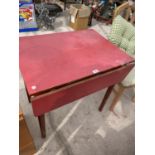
xmin=19 ymin=29 xmax=134 ymax=96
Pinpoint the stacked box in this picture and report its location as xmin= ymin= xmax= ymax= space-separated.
xmin=69 ymin=4 xmax=91 ymax=30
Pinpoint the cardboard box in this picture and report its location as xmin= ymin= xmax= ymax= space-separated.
xmin=69 ymin=4 xmax=91 ymax=30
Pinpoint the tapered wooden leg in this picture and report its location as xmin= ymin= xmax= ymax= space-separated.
xmin=99 ymin=85 xmax=114 ymax=112
xmin=64 ymin=0 xmax=66 ymax=10
xmin=109 ymin=86 xmax=125 ymax=112
xmin=38 ymin=114 xmax=46 ymax=138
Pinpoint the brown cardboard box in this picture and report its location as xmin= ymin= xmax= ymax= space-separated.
xmin=69 ymin=4 xmax=91 ymax=30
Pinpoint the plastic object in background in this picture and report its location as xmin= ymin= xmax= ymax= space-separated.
xmin=19 ymin=2 xmax=38 ymax=32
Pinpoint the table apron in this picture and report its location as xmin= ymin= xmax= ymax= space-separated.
xmin=32 ymin=64 xmax=134 ymax=116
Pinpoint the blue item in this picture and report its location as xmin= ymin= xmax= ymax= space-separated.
xmin=19 ymin=2 xmax=38 ymax=32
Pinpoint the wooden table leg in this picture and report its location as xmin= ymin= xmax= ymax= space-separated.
xmin=64 ymin=0 xmax=66 ymax=10
xmin=38 ymin=114 xmax=46 ymax=138
xmin=109 ymin=85 xmax=125 ymax=112
xmin=88 ymin=9 xmax=94 ymax=26
xmin=99 ymin=85 xmax=114 ymax=112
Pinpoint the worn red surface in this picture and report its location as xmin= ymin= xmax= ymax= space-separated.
xmin=32 ymin=63 xmax=134 ymax=116
xmin=19 ymin=29 xmax=134 ymax=96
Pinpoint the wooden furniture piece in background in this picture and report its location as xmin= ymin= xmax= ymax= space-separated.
xmin=109 ymin=83 xmax=135 ymax=115
xmin=112 ymin=1 xmax=135 ymax=24
xmin=108 ymin=15 xmax=135 ymax=114
xmin=19 ymin=29 xmax=134 ymax=138
xmin=19 ymin=106 xmax=36 ymax=155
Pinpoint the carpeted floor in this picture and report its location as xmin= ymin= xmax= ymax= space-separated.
xmin=19 ymin=9 xmax=135 ymax=155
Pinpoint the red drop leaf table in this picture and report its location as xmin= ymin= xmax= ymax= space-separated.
xmin=19 ymin=29 xmax=134 ymax=138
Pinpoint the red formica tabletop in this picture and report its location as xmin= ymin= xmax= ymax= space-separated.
xmin=19 ymin=29 xmax=134 ymax=96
